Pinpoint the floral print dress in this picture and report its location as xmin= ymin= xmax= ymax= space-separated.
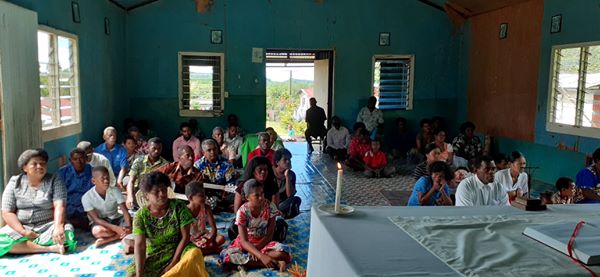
xmin=127 ymin=199 xmax=196 ymax=277
xmin=220 ymin=201 xmax=290 ymax=264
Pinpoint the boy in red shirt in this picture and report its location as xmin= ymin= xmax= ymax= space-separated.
xmin=363 ymin=140 xmax=396 ymax=178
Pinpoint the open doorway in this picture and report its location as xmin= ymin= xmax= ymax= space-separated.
xmin=265 ymin=50 xmax=334 ymax=152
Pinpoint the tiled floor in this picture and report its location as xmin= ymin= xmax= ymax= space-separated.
xmin=0 ymin=142 xmax=338 ymax=277
xmin=6 ymin=142 xmax=556 ymax=276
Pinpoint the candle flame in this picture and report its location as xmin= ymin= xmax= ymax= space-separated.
xmin=337 ymin=162 xmax=342 ymax=170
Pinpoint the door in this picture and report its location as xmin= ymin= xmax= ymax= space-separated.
xmin=0 ymin=2 xmax=42 ymax=225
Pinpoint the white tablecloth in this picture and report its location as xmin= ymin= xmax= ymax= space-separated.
xmin=307 ymin=205 xmax=600 ymax=276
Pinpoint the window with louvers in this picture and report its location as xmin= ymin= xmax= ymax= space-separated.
xmin=179 ymin=52 xmax=224 ymax=116
xmin=547 ymin=43 xmax=600 ymax=138
xmin=373 ymin=55 xmax=414 ymax=110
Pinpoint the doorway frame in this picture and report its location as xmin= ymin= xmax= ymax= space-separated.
xmin=264 ymin=49 xmax=335 ymax=129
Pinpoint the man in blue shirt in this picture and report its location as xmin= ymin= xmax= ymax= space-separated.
xmin=58 ymin=148 xmax=93 ymax=230
xmin=96 ymin=126 xmax=129 ymax=189
xmin=575 ymin=147 xmax=600 ymax=203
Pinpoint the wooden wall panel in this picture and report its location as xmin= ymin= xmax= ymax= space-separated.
xmin=467 ymin=0 xmax=543 ymax=141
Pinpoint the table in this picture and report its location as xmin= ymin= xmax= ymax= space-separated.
xmin=306 ymin=205 xmax=600 ymax=276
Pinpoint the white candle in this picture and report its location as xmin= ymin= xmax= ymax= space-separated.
xmin=335 ymin=162 xmax=343 ymax=213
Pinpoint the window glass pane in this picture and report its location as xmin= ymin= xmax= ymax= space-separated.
xmin=373 ymin=61 xmax=381 ymax=100
xmin=38 ymin=31 xmax=54 ymax=129
xmin=582 ymin=46 xmax=600 ymax=128
xmin=373 ymin=58 xmax=410 ymax=110
xmin=189 ymin=65 xmax=214 ymax=111
xmin=553 ymin=47 xmax=580 ymax=126
xmin=57 ymin=36 xmax=76 ymax=125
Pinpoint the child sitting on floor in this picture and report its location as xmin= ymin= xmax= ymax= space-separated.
xmin=363 ymin=140 xmax=396 ymax=178
xmin=82 ymin=166 xmax=133 ymax=251
xmin=221 ymin=179 xmax=291 ymax=272
xmin=347 ymin=129 xmax=371 ymax=171
xmin=186 ymin=181 xmax=225 ymax=255
xmin=551 ymin=177 xmax=584 ymax=204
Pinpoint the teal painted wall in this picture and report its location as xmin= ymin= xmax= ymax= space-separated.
xmin=125 ymin=0 xmax=463 ymax=147
xmin=490 ymin=0 xmax=600 ymax=184
xmin=6 ymin=0 xmax=127 ymax=172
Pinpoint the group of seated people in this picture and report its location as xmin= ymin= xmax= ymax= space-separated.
xmin=404 ymin=138 xmax=600 ymax=207
xmin=0 ymin=115 xmax=304 ymax=276
xmin=319 ymin=103 xmax=600 ymax=207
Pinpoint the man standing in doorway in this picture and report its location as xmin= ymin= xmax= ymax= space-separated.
xmin=305 ymin=97 xmax=327 ymax=154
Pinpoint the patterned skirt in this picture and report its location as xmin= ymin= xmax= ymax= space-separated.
xmin=220 ymin=237 xmax=291 ymax=264
xmin=0 ymin=220 xmax=77 ymax=256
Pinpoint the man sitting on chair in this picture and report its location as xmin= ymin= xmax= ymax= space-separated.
xmin=305 ymin=97 xmax=327 ymax=154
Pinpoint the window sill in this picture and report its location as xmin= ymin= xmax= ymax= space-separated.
xmin=546 ymin=122 xmax=600 ymax=139
xmin=42 ymin=123 xmax=81 ymax=142
xmin=179 ymin=110 xmax=224 ymax=117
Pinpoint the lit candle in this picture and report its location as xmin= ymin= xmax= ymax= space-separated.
xmin=335 ymin=162 xmax=343 ymax=213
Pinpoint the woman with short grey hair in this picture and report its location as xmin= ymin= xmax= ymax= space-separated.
xmin=0 ymin=149 xmax=77 ymax=256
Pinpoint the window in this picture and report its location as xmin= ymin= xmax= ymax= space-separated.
xmin=38 ymin=26 xmax=81 ymax=141
xmin=372 ymin=55 xmax=414 ymax=110
xmin=547 ymin=43 xmax=600 ymax=137
xmin=178 ymin=52 xmax=224 ymax=117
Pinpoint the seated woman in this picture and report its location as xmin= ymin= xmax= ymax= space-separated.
xmin=407 ymin=161 xmax=453 ymax=206
xmin=452 ymin=121 xmax=482 ymax=168
xmin=415 ymin=118 xmax=434 ymax=155
xmin=412 ymin=143 xmax=441 ymax=180
xmin=221 ymin=179 xmax=291 ymax=272
xmin=230 ymin=156 xmax=283 ymax=241
xmin=128 ymin=172 xmax=208 ymax=277
xmin=494 ymin=151 xmax=528 ymax=202
xmin=575 ymin=147 xmax=600 ymax=203
xmin=432 ymin=129 xmax=453 ymax=165
xmin=551 ymin=177 xmax=584 ymax=204
xmin=346 ymin=129 xmax=371 ymax=171
xmin=273 ymin=149 xmax=302 ymax=219
xmin=0 ymin=149 xmax=77 ymax=256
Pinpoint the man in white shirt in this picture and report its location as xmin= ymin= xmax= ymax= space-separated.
xmin=326 ymin=116 xmax=350 ymax=161
xmin=356 ymin=96 xmax=384 ymax=138
xmin=455 ymin=155 xmax=509 ymax=206
xmin=77 ymin=141 xmax=117 ymax=188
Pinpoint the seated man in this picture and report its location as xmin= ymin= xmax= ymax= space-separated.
xmin=247 ymin=132 xmax=275 ymax=164
xmin=58 ymin=148 xmax=94 ymax=230
xmin=387 ymin=117 xmax=415 ymax=160
xmin=78 ymin=141 xmax=116 ymax=188
xmin=173 ymin=122 xmax=202 ymax=162
xmin=127 ymin=126 xmax=147 ymax=155
xmin=212 ymin=126 xmax=231 ymax=160
xmin=125 ymin=137 xmax=169 ymax=209
xmin=95 ymin=126 xmax=129 ymax=189
xmin=305 ymin=97 xmax=327 ymax=154
xmin=455 ymin=155 xmax=509 ymax=206
xmin=156 ymin=145 xmax=203 ymax=194
xmin=265 ymin=127 xmax=285 ymax=151
xmin=194 ymin=139 xmax=237 ymax=210
xmin=575 ymin=147 xmax=600 ymax=203
xmin=224 ymin=124 xmax=243 ymax=167
xmin=326 ymin=116 xmax=350 ymax=161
